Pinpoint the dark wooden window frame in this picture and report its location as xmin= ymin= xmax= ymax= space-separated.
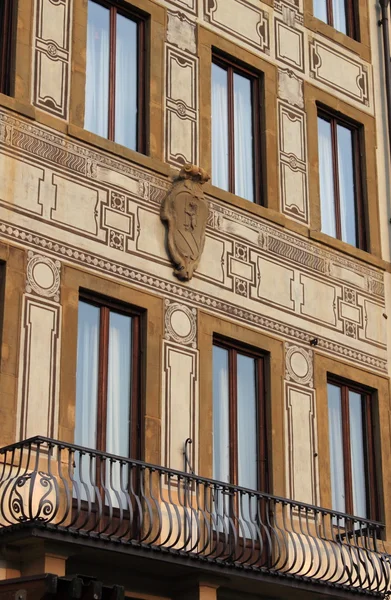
xmin=317 ymin=106 xmax=366 ymax=250
xmin=213 ymin=336 xmax=268 ymax=493
xmin=327 ymin=377 xmax=377 ymax=521
xmin=212 ymin=53 xmax=263 ymax=205
xmin=0 ymin=0 xmax=16 ymax=96
xmin=87 ymin=0 xmax=146 ymax=153
xmin=79 ymin=290 xmax=143 ymax=461
xmin=318 ymin=0 xmax=358 ymax=39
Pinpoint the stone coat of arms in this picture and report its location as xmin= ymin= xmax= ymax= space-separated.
xmin=161 ymin=164 xmax=210 ymax=281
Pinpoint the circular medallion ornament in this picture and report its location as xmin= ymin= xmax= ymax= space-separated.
xmin=165 ymin=301 xmax=197 ymax=347
xmin=285 ymin=344 xmax=313 ymax=387
xmin=26 ymin=252 xmax=61 ymax=300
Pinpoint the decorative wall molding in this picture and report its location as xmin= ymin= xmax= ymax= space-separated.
xmin=32 ymin=0 xmax=72 ymax=119
xmin=204 ymin=0 xmax=270 ymax=54
xmin=167 ymin=10 xmax=197 ymax=53
xmin=285 ymin=343 xmax=313 ymax=387
xmin=278 ymin=69 xmax=304 ymax=108
xmin=309 ymin=38 xmax=370 ymax=106
xmin=0 ymin=220 xmax=386 ymax=374
xmin=17 ymin=252 xmax=61 ymax=440
xmin=0 ymin=109 xmax=386 ymax=373
xmin=278 ymin=100 xmax=309 ymax=223
xmin=285 ymin=381 xmax=319 ymax=505
xmin=165 ymin=300 xmax=198 ymax=348
xmin=275 ymin=18 xmax=304 ymax=71
xmin=165 ymin=45 xmax=199 ymax=167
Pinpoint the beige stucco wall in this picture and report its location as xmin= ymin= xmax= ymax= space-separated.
xmin=0 ymin=0 xmax=390 ymax=549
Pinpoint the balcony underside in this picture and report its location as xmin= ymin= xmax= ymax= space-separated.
xmin=0 ymin=437 xmax=390 ymax=600
xmin=0 ymin=521 xmax=384 ymax=600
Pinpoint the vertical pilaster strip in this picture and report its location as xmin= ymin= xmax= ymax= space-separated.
xmin=17 ymin=252 xmax=62 ymax=439
xmin=164 ymin=10 xmax=199 ymax=167
xmin=31 ymin=0 xmax=72 ymax=119
xmin=284 ymin=342 xmax=319 ymax=505
xmin=162 ymin=299 xmax=199 ymax=474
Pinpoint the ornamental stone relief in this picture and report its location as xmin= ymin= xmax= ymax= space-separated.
xmin=161 ymin=164 xmax=210 ymax=281
xmin=164 ymin=299 xmax=198 ymax=348
xmin=285 ymin=343 xmax=313 ymax=387
xmin=26 ymin=251 xmax=61 ymax=302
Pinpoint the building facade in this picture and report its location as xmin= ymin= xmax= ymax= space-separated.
xmin=0 ymin=0 xmax=391 ymax=598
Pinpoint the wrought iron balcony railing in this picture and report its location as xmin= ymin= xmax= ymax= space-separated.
xmin=0 ymin=437 xmax=390 ymax=595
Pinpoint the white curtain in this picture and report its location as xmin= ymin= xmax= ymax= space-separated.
xmin=212 ymin=64 xmax=229 ymax=191
xmin=337 ymin=124 xmax=357 ymax=246
xmin=106 ymin=312 xmax=132 ymax=509
xmin=318 ymin=117 xmax=337 ymax=239
xmin=333 ymin=0 xmax=347 ymax=34
xmin=85 ymin=1 xmax=110 ymax=138
xmin=349 ymin=392 xmax=367 ymax=518
xmin=327 ymin=384 xmax=346 ymax=514
xmin=115 ymin=14 xmax=138 ymax=150
xmin=237 ymin=354 xmax=258 ymax=527
xmin=213 ymin=346 xmax=230 ymax=483
xmin=313 ymin=0 xmax=328 ymax=22
xmin=74 ymin=301 xmax=100 ymax=500
xmin=234 ymin=74 xmax=254 ymax=202
xmin=213 ymin=346 xmax=230 ymax=532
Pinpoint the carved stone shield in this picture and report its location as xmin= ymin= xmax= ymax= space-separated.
xmin=161 ymin=164 xmax=210 ymax=281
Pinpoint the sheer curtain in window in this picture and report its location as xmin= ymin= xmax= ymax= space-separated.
xmin=115 ymin=15 xmax=138 ymax=150
xmin=337 ymin=124 xmax=357 ymax=246
xmin=234 ymin=74 xmax=254 ymax=202
xmin=349 ymin=392 xmax=367 ymax=518
xmin=75 ymin=301 xmax=100 ymax=500
xmin=212 ymin=64 xmax=229 ymax=192
xmin=318 ymin=117 xmax=337 ymax=238
xmin=237 ymin=354 xmax=258 ymax=527
xmin=313 ymin=0 xmax=328 ymax=23
xmin=213 ymin=346 xmax=230 ymax=532
xmin=106 ymin=312 xmax=132 ymax=508
xmin=85 ymin=1 xmax=110 ymax=138
xmin=332 ymin=0 xmax=347 ymax=34
xmin=327 ymin=384 xmax=345 ymax=514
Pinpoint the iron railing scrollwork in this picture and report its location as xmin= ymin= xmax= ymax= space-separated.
xmin=0 ymin=437 xmax=390 ymax=595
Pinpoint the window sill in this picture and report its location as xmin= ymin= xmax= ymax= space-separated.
xmin=204 ymin=182 xmax=289 ymax=229
xmin=309 ymin=230 xmax=388 ymax=271
xmin=67 ymin=124 xmax=173 ymax=179
xmin=0 ymin=93 xmax=35 ymax=120
xmin=304 ymin=13 xmax=370 ymax=63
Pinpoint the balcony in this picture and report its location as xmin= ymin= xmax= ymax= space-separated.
xmin=0 ymin=437 xmax=389 ymax=597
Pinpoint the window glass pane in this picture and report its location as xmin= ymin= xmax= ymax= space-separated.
xmin=337 ymin=124 xmax=357 ymax=247
xmin=234 ymin=73 xmax=254 ymax=202
xmin=212 ymin=64 xmax=229 ymax=192
xmin=213 ymin=346 xmax=230 ymax=483
xmin=349 ymin=391 xmax=367 ymax=518
xmin=115 ymin=14 xmax=138 ymax=150
xmin=332 ymin=0 xmax=347 ymax=34
xmin=237 ymin=354 xmax=257 ymax=491
xmin=75 ymin=301 xmax=100 ymax=449
xmin=85 ymin=1 xmax=110 ymax=138
xmin=318 ymin=117 xmax=337 ymax=239
xmin=328 ymin=383 xmax=345 ymax=513
xmin=106 ymin=312 xmax=132 ymax=458
xmin=314 ymin=0 xmax=328 ymax=23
